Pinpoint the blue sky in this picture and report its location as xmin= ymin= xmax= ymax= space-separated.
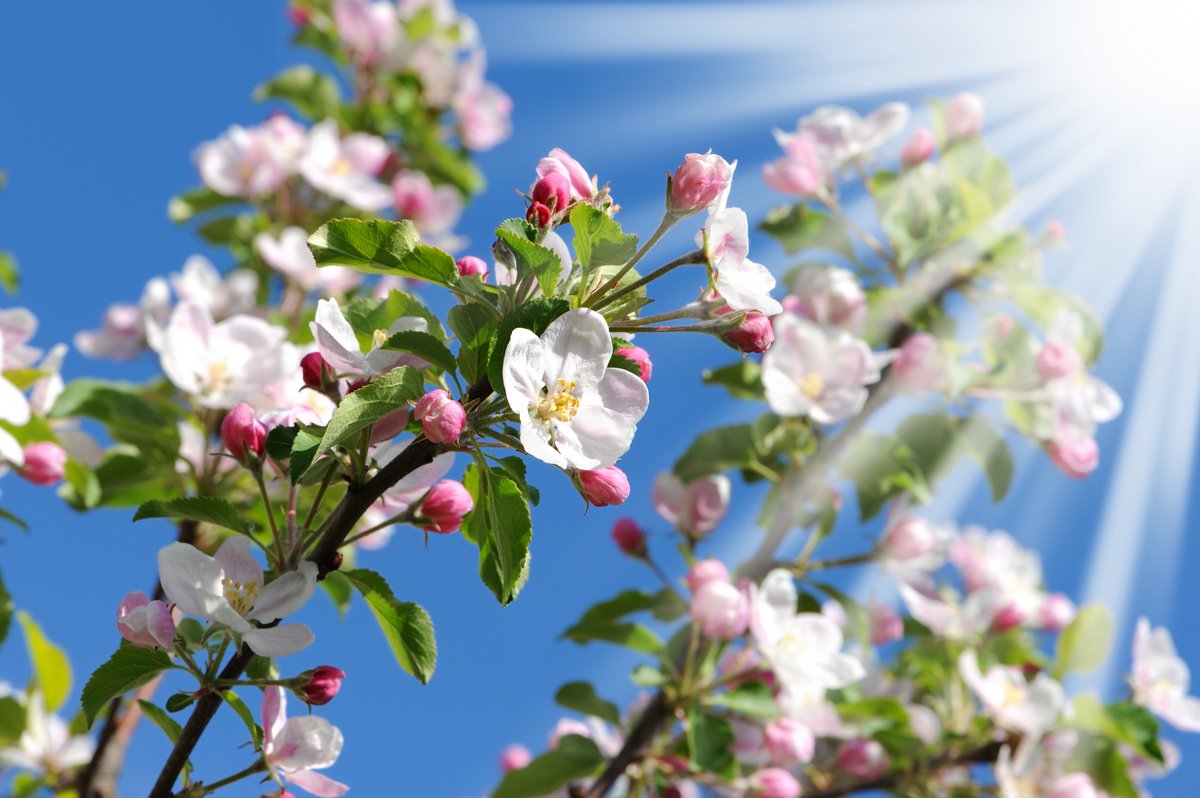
xmin=1 ymin=1 xmax=1198 ymax=795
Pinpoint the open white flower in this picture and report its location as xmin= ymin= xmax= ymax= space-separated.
xmin=959 ymin=650 xmax=1064 ymax=735
xmin=158 ymin=538 xmax=317 ymax=657
xmin=255 ymin=227 xmax=361 ymax=295
xmin=310 ymin=297 xmax=429 ymax=377
xmin=262 ymin=686 xmax=348 ymax=797
xmin=299 ymin=119 xmax=392 ymax=211
xmin=503 ymin=309 xmax=649 ymax=471
xmin=0 ymin=688 xmax=94 ymax=775
xmin=170 ymin=255 xmax=258 ymax=320
xmin=701 ymin=169 xmax=783 ymax=316
xmin=899 ymin=583 xmax=1000 ymax=641
xmin=1131 ymin=617 xmax=1200 ymax=732
xmin=763 ymin=314 xmax=881 ymax=423
xmin=788 ymin=102 xmax=910 ymax=173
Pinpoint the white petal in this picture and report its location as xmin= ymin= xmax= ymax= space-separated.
xmin=157 ymin=542 xmax=230 ymax=620
xmin=311 ymin=299 xmax=366 ymax=374
xmin=554 ymin=405 xmax=635 ymax=470
xmin=274 ymin=716 xmax=343 ymax=770
xmin=519 ymin=412 xmax=568 ymax=468
xmin=213 ymin=536 xmax=263 ymax=589
xmin=595 ymin=366 xmax=649 ymax=425
xmin=286 ymin=769 xmax=350 ymax=798
xmin=502 ymin=328 xmax=546 ymax=413
xmin=249 ymin=562 xmax=318 ymax=622
xmin=0 ymin=428 xmax=24 ymax=466
xmin=262 ymin=685 xmax=287 ymax=747
xmin=243 ymin=623 xmax=315 ymax=657
xmin=0 ymin=378 xmax=30 ymax=426
xmin=539 ymin=309 xmax=612 ymax=395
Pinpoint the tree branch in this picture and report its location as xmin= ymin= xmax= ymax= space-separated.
xmin=803 ymin=740 xmax=1005 ymax=798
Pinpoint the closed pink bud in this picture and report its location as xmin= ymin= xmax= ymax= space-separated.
xmin=901 ymin=128 xmax=935 ymax=167
xmin=1039 ymin=593 xmax=1076 ymax=632
xmin=531 ymin=171 xmax=571 ymax=213
xmin=883 ymin=517 xmax=935 ymax=561
xmin=945 ymin=92 xmax=985 ymax=141
xmin=764 ymin=718 xmax=815 ymax=766
xmin=687 ymin=559 xmax=730 ymax=593
xmin=616 ymin=346 xmax=653 ymax=383
xmin=297 ymin=665 xmax=345 ymax=706
xmin=286 ymin=5 xmax=311 ymax=25
xmin=750 ymin=768 xmax=802 ymax=798
xmin=837 ymin=739 xmax=890 ymax=780
xmin=867 ymin=601 xmax=904 ymax=645
xmin=526 ymin=201 xmax=552 ymax=227
xmin=669 ymin=152 xmax=733 ymax=214
xmin=610 ymin=517 xmax=646 ymax=557
xmin=993 ymin=601 xmax=1027 ymax=632
xmin=221 ymin=403 xmax=267 ymax=465
xmin=579 ymin=466 xmax=630 ymax=507
xmin=416 ymin=480 xmax=473 ymax=533
xmin=1036 ymin=342 xmax=1080 ymax=380
xmin=456 ymin=255 xmax=489 ymax=279
xmin=721 ymin=311 xmax=775 ymax=354
xmin=499 ymin=743 xmax=533 ymax=772
xmin=414 ymin=389 xmax=466 ymax=444
xmin=1046 ymin=772 xmax=1098 ymax=798
xmin=300 ymin=352 xmax=333 ymax=390
xmin=117 ymin=592 xmax=176 ymax=649
xmin=893 ymin=333 xmax=943 ymax=391
xmin=1047 ymin=435 xmax=1099 ymax=478
xmin=19 ymin=442 xmax=68 ymax=485
xmin=690 ymin=580 xmax=749 ymax=640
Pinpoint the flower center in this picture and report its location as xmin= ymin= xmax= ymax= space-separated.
xmin=372 ymin=328 xmax=390 ymax=349
xmin=332 ymin=157 xmax=353 ymax=176
xmin=222 ymin=577 xmax=260 ymax=616
xmin=799 ymin=373 xmax=824 ymax=398
xmin=535 ymin=379 xmax=580 ymax=423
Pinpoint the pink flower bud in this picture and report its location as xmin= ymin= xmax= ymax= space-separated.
xmin=370 ymin=407 xmax=411 ymax=444
xmin=687 ymin=559 xmax=731 ymax=593
xmin=297 ymin=665 xmax=345 ymax=706
xmin=893 ymin=333 xmax=943 ymax=391
xmin=286 ymin=5 xmax=311 ymax=25
xmin=668 ymin=152 xmax=733 ymax=214
xmin=837 ymin=739 xmax=890 ymax=780
xmin=530 ymin=171 xmax=571 ymax=214
xmin=883 ymin=517 xmax=935 ymax=561
xmin=1036 ymin=342 xmax=1080 ymax=380
xmin=1039 ymin=593 xmax=1076 ymax=631
xmin=1047 ymin=772 xmax=1098 ymax=798
xmin=415 ymin=480 xmax=473 ymax=534
xmin=750 ymin=768 xmax=802 ymax=798
xmin=945 ymin=92 xmax=985 ymax=141
xmin=1047 ymin=435 xmax=1099 ymax=478
xmin=19 ymin=442 xmax=68 ymax=485
xmin=1044 ymin=220 xmax=1067 ymax=245
xmin=526 ymin=201 xmax=552 ymax=227
xmin=221 ymin=403 xmax=267 ymax=465
xmin=117 ymin=592 xmax=176 ymax=649
xmin=579 ymin=466 xmax=630 ymax=507
xmin=764 ymin=718 xmax=815 ymax=766
xmin=763 ymin=134 xmax=822 ymax=197
xmin=901 ymin=128 xmax=936 ymax=167
xmin=993 ymin=601 xmax=1027 ymax=632
xmin=610 ymin=517 xmax=647 ymax=557
xmin=867 ymin=601 xmax=904 ymax=645
xmin=616 ymin=346 xmax=653 ymax=383
xmin=414 ymin=389 xmax=466 ymax=444
xmin=536 ymin=149 xmax=594 ymax=200
xmin=690 ymin=580 xmax=749 ymax=640
xmin=300 ymin=352 xmax=334 ymax=391
xmin=499 ymin=743 xmax=532 ymax=772
xmin=721 ymin=311 xmax=775 ymax=354
xmin=653 ymin=472 xmax=732 ymax=538
xmin=456 ymin=255 xmax=489 ymax=279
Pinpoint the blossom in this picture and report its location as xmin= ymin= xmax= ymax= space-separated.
xmin=837 ymin=738 xmax=890 ymax=780
xmin=453 ymin=51 xmax=513 ymax=151
xmin=892 ymin=332 xmax=944 ymax=391
xmin=170 ymin=255 xmax=258 ymax=320
xmin=899 ymin=584 xmax=1000 ymax=640
xmin=652 ymin=472 xmax=731 ymax=537
xmin=158 ymin=537 xmax=317 ymax=657
xmin=333 ymin=0 xmax=399 ymax=68
xmin=499 ymin=743 xmax=532 ymax=772
xmin=786 ymin=265 xmax=866 ymax=332
xmin=414 ymin=389 xmax=466 ymax=444
xmin=702 ymin=178 xmax=783 ymax=315
xmin=195 ymin=124 xmax=287 ymax=198
xmin=255 ymin=228 xmax=360 ymax=295
xmin=901 ymin=128 xmax=936 ymax=167
xmin=763 ymin=132 xmax=823 ymax=196
xmin=763 ymin=718 xmax=815 ymax=766
xmin=0 ymin=308 xmax=42 ymax=368
xmin=691 ymin=579 xmax=749 ymax=640
xmin=530 ymin=171 xmax=572 ymax=215
xmin=297 ymin=666 xmax=345 ymax=707
xmin=949 ymin=526 xmax=1044 ymax=623
xmin=0 ymin=690 xmax=94 ymax=775
xmin=669 ymin=151 xmax=734 ymax=214
xmin=262 ymin=686 xmax=348 ymax=797
xmin=117 ymin=592 xmax=176 ymax=649
xmin=751 ymin=570 xmax=865 ymax=699
xmin=719 ymin=308 xmax=775 ymax=354
xmin=502 ymin=308 xmax=649 ymax=471
xmin=153 ymin=302 xmax=290 ymax=409
xmin=750 ymin=767 xmax=801 ymax=798
xmin=75 ymin=278 xmax=170 ymax=361
xmin=944 ymin=92 xmax=985 ymax=141
xmin=578 ymin=466 xmax=630 ymax=507
xmin=299 ymin=120 xmax=392 ymax=211
xmin=392 ymin=170 xmax=463 ymax=237
xmin=687 ymin=560 xmax=731 ymax=593
xmin=762 ymin=314 xmax=881 ymax=423
xmin=786 ymin=102 xmax=911 ymax=173
xmin=310 ymin=297 xmax=429 ymax=377
xmin=867 ymin=601 xmax=904 ymax=645
xmin=18 ymin=442 xmax=67 ymax=485
xmin=536 ymin=148 xmax=595 ymax=200
xmin=959 ymin=650 xmax=1064 ymax=735
xmin=1130 ymin=617 xmax=1200 ymax=731
xmin=455 ymin=255 xmax=488 ymax=278
xmin=615 ymin=346 xmax=652 ymax=383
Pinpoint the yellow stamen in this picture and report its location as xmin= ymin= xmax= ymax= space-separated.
xmin=534 ymin=378 xmax=581 ymax=423
xmin=799 ymin=373 xmax=824 ymax=398
xmin=372 ymin=328 xmax=389 ymax=349
xmin=221 ymin=577 xmax=261 ymax=616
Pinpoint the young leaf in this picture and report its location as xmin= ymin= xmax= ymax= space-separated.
xmin=495 ymin=223 xmax=563 ymax=296
xmin=81 ymin=646 xmax=173 ymax=727
xmin=447 ymin=304 xmax=496 ymax=383
xmin=316 ymin=366 xmax=422 ymax=458
xmin=673 ymin=423 xmax=758 ymax=482
xmin=1054 ymin=604 xmax=1114 ymax=680
xmin=492 ymin=734 xmax=603 ymax=798
xmin=341 ymin=569 xmax=437 ymax=683
xmin=219 ymin=689 xmax=265 ymax=748
xmin=461 ymin=464 xmax=532 ymax=605
xmin=687 ymin=707 xmax=736 ymax=776
xmin=290 ymin=427 xmax=323 ymax=482
xmin=554 ymin=681 xmax=622 ymax=727
xmin=380 ymin=330 xmax=457 ymax=374
xmin=133 ymin=497 xmax=257 ymax=535
xmin=702 ymin=361 xmax=765 ymax=400
xmin=308 ymin=220 xmax=460 ymax=287
xmin=18 ymin=613 xmax=71 ymax=713
xmin=253 ymin=65 xmax=341 ymax=120
xmin=760 ymin=204 xmax=856 ymax=260
xmin=707 ymin=680 xmax=779 ymax=719
xmin=570 ymin=204 xmax=638 ymax=287
xmin=0 ymin=696 xmax=25 ymax=746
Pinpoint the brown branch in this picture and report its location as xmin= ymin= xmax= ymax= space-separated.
xmin=146 ymin=378 xmax=492 ymax=798
xmin=803 ymin=740 xmax=1006 ymax=798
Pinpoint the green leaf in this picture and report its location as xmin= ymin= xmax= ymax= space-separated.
xmin=674 ymin=423 xmax=756 ymax=482
xmin=381 ymin=330 xmax=457 ymax=374
xmin=309 ymin=219 xmax=461 ymax=287
xmin=317 ymin=366 xmax=423 ymax=458
xmin=18 ymin=613 xmax=71 ymax=713
xmin=1104 ymin=703 xmax=1164 ymax=764
xmin=554 ymin=681 xmax=622 ymax=727
xmin=81 ymin=645 xmax=172 ymax=727
xmin=495 ymin=223 xmax=563 ymax=296
xmin=59 ymin=460 xmax=102 ymax=510
xmin=708 ymin=680 xmax=779 ymax=719
xmin=254 ymin=65 xmax=342 ymax=119
xmin=0 ymin=252 xmax=19 ymax=294
xmin=265 ymin=425 xmax=299 ymax=462
xmin=760 ymin=204 xmax=857 ymax=260
xmin=168 ymin=187 xmax=241 ymax=223
xmin=570 ymin=204 xmax=638 ymax=290
xmin=486 ymin=299 xmax=571 ymax=401
xmin=290 ymin=427 xmax=323 ymax=482
xmin=0 ymin=695 xmax=25 ymax=746
xmin=837 ymin=696 xmax=912 ymax=737
xmin=0 ymin=569 xmax=11 ymax=651
xmin=1010 ymin=283 xmax=1105 ymax=364
xmin=959 ymin=419 xmax=1013 ymax=501
xmin=219 ymin=689 xmax=264 ymax=748
xmin=1054 ymin=604 xmax=1114 ymax=680
xmin=687 ymin=707 xmax=735 ymax=776
xmin=492 ymin=734 xmax=603 ymax=798
xmin=447 ymin=304 xmax=497 ymax=384
xmin=343 ymin=289 xmax=446 ymax=342
xmin=702 ymin=361 xmax=764 ymax=400
xmin=342 ymin=569 xmax=437 ymax=683
xmin=48 ymin=380 xmax=180 ymax=460
xmin=165 ymin=693 xmax=196 ymax=713
xmin=461 ymin=464 xmax=532 ymax=605
xmin=133 ymin=497 xmax=257 ymax=535
xmin=630 ymin=664 xmax=667 ymax=687
xmin=137 ymin=700 xmax=193 ymax=785
xmin=196 ymin=214 xmax=261 ymax=246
